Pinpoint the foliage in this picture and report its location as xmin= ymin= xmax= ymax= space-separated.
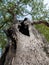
xmin=0 ymin=0 xmax=49 ymax=49
xmin=35 ymin=24 xmax=49 ymax=42
xmin=0 ymin=30 xmax=7 ymax=49
xmin=0 ymin=0 xmax=49 ymax=28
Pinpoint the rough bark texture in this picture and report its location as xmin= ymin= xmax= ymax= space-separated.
xmin=1 ymin=19 xmax=49 ymax=65
xmin=12 ymin=23 xmax=49 ymax=65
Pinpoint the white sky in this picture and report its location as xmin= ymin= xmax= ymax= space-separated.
xmin=44 ymin=0 xmax=49 ymax=8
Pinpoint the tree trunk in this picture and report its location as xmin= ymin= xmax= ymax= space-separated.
xmin=1 ymin=20 xmax=49 ymax=65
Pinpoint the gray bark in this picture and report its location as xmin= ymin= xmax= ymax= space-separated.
xmin=3 ymin=20 xmax=49 ymax=65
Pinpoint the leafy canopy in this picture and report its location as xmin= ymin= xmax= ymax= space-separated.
xmin=0 ymin=0 xmax=49 ymax=48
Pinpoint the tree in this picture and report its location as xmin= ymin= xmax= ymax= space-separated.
xmin=0 ymin=0 xmax=49 ymax=49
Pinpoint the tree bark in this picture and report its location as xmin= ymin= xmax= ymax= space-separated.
xmin=0 ymin=20 xmax=49 ymax=65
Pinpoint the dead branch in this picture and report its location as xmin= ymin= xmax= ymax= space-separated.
xmin=31 ymin=20 xmax=49 ymax=27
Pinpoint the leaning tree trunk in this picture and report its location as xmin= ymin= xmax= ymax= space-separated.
xmin=1 ymin=19 xmax=49 ymax=65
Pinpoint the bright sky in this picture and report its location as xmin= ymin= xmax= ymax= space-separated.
xmin=44 ymin=0 xmax=49 ymax=8
xmin=19 ymin=0 xmax=49 ymax=20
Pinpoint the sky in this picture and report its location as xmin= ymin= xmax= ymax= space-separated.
xmin=27 ymin=0 xmax=49 ymax=20
xmin=24 ymin=0 xmax=49 ymax=20
xmin=44 ymin=0 xmax=49 ymax=8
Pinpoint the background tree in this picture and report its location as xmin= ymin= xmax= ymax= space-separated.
xmin=0 ymin=0 xmax=49 ymax=49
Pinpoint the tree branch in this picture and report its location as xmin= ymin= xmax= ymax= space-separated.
xmin=31 ymin=20 xmax=49 ymax=27
xmin=0 ymin=22 xmax=6 ymax=29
